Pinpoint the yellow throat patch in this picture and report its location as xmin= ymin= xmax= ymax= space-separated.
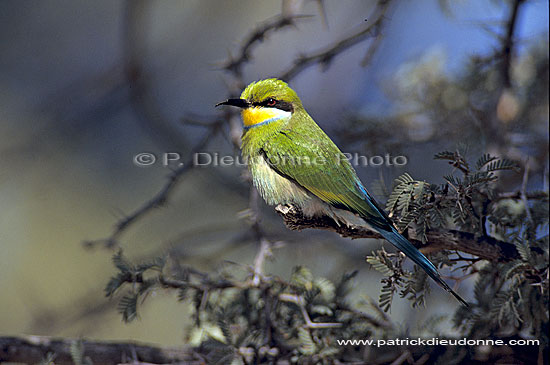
xmin=241 ymin=107 xmax=288 ymax=128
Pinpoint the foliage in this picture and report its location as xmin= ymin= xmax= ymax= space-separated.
xmin=69 ymin=340 xmax=93 ymax=365
xmin=107 ymin=255 xmax=392 ymax=364
xmin=100 ymin=2 xmax=548 ymax=363
xmin=106 ymin=150 xmax=548 ymax=363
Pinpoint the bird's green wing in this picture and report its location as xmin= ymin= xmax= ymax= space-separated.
xmin=260 ymin=123 xmax=391 ymax=231
xmin=260 ymin=119 xmax=470 ymax=307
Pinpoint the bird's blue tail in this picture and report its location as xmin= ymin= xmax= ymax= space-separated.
xmin=377 ymin=226 xmax=469 ymax=307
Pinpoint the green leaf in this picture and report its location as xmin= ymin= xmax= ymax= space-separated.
xmin=217 ymin=315 xmax=233 ymax=345
xmin=291 ymin=266 xmax=314 ymax=291
xmin=465 ymin=171 xmax=497 ymax=185
xmin=366 ymin=256 xmax=393 ymax=276
xmin=298 ymin=327 xmax=316 ymax=355
xmin=70 ymin=340 xmax=84 ymax=365
xmin=387 ymin=173 xmax=416 ymax=213
xmin=311 ymin=305 xmax=333 ymax=316
xmin=104 ymin=272 xmax=129 ymax=297
xmin=486 ymin=159 xmax=519 ymax=172
xmin=514 ymin=240 xmax=531 ymax=263
xmin=379 ymin=283 xmax=396 ymax=312
xmin=136 ymin=256 xmax=166 ymax=273
xmin=318 ymin=346 xmax=341 ymax=358
xmin=118 ymin=293 xmax=139 ymax=322
xmin=475 ymin=153 xmax=497 ymax=170
xmin=112 ymin=250 xmax=132 ymax=273
xmin=314 ymin=277 xmax=336 ymax=301
xmin=490 ymin=292 xmax=511 ymax=326
xmin=396 ymin=207 xmax=422 ymax=232
xmin=443 ymin=174 xmax=462 ymax=186
xmin=433 ymin=151 xmax=456 ymax=161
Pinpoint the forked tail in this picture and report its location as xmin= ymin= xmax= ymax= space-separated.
xmin=377 ymin=226 xmax=469 ymax=307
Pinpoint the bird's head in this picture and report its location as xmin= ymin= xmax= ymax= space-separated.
xmin=216 ymin=78 xmax=302 ymax=130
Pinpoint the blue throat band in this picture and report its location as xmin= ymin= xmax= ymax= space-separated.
xmin=243 ymin=115 xmax=284 ymax=131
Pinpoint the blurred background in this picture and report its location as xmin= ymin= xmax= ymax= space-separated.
xmin=0 ymin=0 xmax=548 ymax=347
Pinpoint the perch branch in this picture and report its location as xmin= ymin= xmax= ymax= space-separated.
xmin=275 ymin=204 xmax=521 ymax=262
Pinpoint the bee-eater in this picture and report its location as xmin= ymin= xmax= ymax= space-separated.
xmin=217 ymin=78 xmax=468 ymax=306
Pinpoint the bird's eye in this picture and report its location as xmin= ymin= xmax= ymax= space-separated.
xmin=266 ymin=98 xmax=276 ymax=107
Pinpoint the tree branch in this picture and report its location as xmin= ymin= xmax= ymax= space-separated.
xmin=83 ymin=124 xmax=221 ymax=249
xmin=497 ymin=190 xmax=549 ymax=200
xmin=500 ymin=0 xmax=523 ymax=88
xmin=275 ymin=204 xmax=520 ymax=262
xmin=279 ymin=0 xmax=393 ymax=81
xmin=0 ymin=335 xmax=199 ymax=365
xmin=221 ymin=14 xmax=313 ymax=80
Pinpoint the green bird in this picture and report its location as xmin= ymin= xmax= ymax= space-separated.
xmin=217 ymin=78 xmax=468 ymax=306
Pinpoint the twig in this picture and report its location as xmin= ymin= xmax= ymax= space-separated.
xmin=338 ymin=304 xmax=393 ymax=329
xmin=222 ymin=14 xmax=313 ymax=79
xmin=278 ymin=293 xmax=343 ymax=329
xmin=220 ymin=12 xmax=313 ymax=145
xmin=390 ymin=350 xmax=413 ymax=365
xmin=500 ymin=0 xmax=523 ymax=88
xmin=158 ymin=274 xmax=239 ymax=292
xmin=275 ymin=204 xmax=521 ymax=262
xmin=486 ymin=191 xmax=547 ymax=200
xmin=252 ymin=238 xmax=272 ymax=286
xmin=442 ymin=271 xmax=478 ymax=292
xmin=83 ymin=124 xmax=221 ymax=249
xmin=469 ymin=0 xmax=524 ymax=157
xmin=279 ymin=0 xmax=393 ymax=81
xmin=521 ymin=162 xmax=533 ymax=223
xmin=83 ymin=0 xmax=230 ymax=249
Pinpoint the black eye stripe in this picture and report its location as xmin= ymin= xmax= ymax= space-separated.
xmin=253 ymin=98 xmax=294 ymax=112
xmin=275 ymin=101 xmax=293 ymax=112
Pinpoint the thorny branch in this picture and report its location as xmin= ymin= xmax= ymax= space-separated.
xmin=278 ymin=293 xmax=343 ymax=329
xmin=0 ymin=335 xmax=199 ymax=365
xmin=84 ymin=1 xmax=231 ymax=249
xmin=83 ymin=123 xmax=222 ymax=249
xmin=500 ymin=0 xmax=524 ymax=88
xmin=496 ymin=190 xmax=549 ymax=200
xmin=86 ymin=0 xmax=393 ymax=250
xmin=275 ymin=204 xmax=522 ymax=262
xmin=15 ymin=1 xmax=545 ymax=363
xmin=280 ymin=0 xmax=393 ymax=81
xmin=107 ymin=252 xmax=393 ymax=332
xmin=222 ymin=14 xmax=313 ymax=81
xmin=477 ymin=0 xmax=526 ymax=161
xmin=74 ymin=1 xmax=390 ymax=331
xmin=217 ymin=0 xmax=395 ymax=284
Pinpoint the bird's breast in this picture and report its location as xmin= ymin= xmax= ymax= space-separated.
xmin=249 ymin=155 xmax=368 ymax=227
xmin=249 ymin=154 xmax=310 ymax=206
xmin=246 ymin=151 xmax=370 ymax=228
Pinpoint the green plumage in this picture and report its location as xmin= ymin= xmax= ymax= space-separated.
xmin=217 ymin=78 xmax=468 ymax=307
xmin=242 ymin=102 xmax=390 ymax=231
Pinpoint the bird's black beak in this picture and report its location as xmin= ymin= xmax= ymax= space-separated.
xmin=215 ymin=98 xmax=249 ymax=109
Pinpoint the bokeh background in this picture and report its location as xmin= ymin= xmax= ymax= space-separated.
xmin=1 ymin=0 xmax=548 ymax=347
